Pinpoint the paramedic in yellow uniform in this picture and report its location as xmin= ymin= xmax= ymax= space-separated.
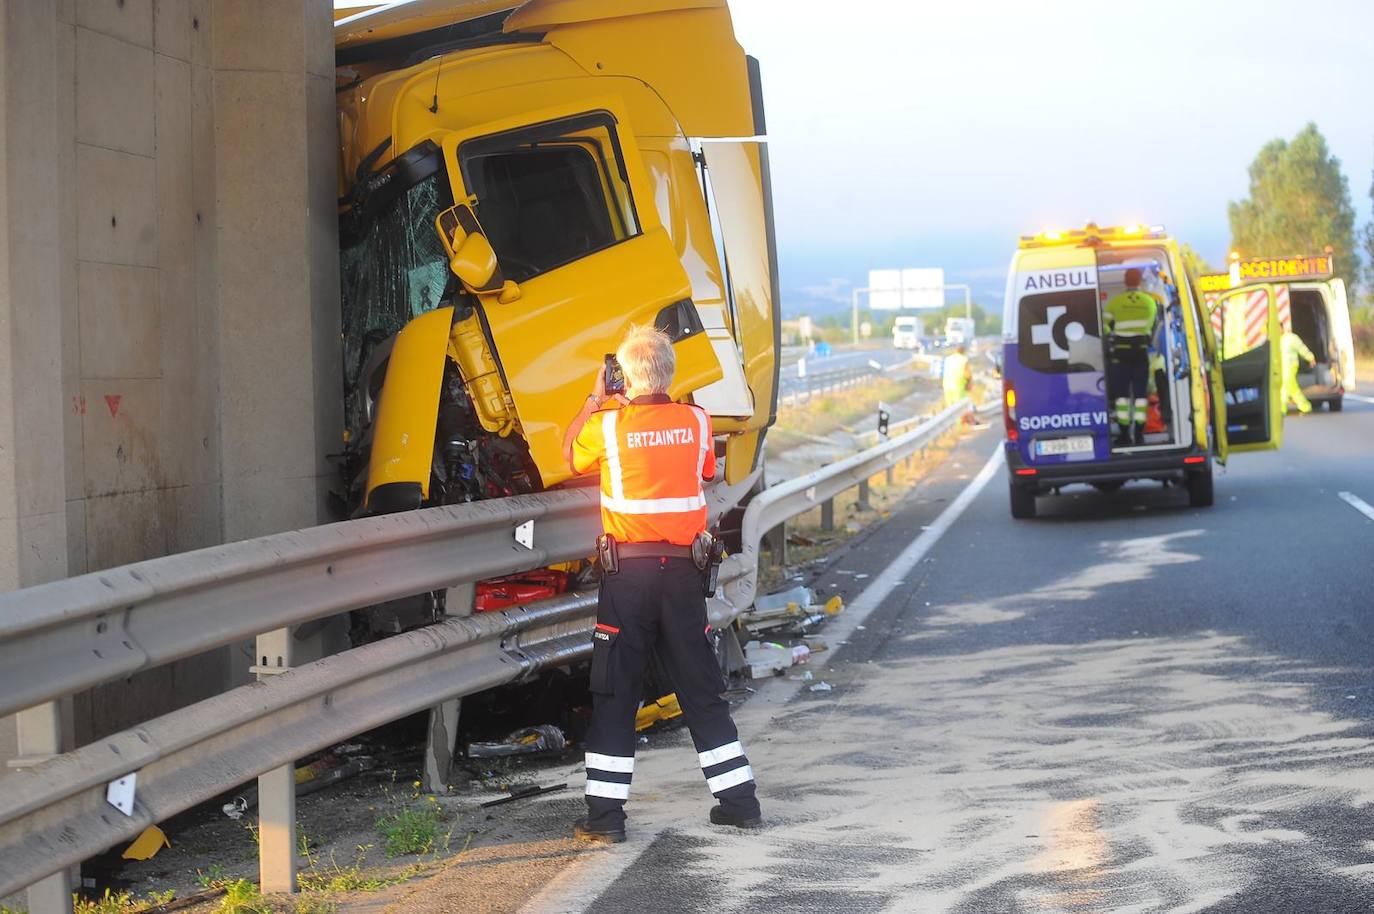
xmin=1103 ymin=268 xmax=1160 ymax=445
xmin=1280 ymin=327 xmax=1315 ymax=414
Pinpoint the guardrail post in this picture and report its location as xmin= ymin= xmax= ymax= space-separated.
xmin=857 ymin=478 xmax=871 ymax=510
xmin=254 ymin=628 xmax=296 ymax=893
xmin=821 ymin=498 xmax=834 ymax=532
xmin=13 ymin=703 xmax=73 ymax=914
xmin=423 ymin=584 xmax=474 ymax=793
xmin=761 ymin=522 xmax=787 ymax=567
xmin=885 ymin=465 xmax=894 ymax=486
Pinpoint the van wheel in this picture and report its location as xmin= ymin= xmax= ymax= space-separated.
xmin=1009 ymin=481 xmax=1037 ymax=519
xmin=1329 ymin=396 xmax=1343 ymax=412
xmin=1187 ymin=464 xmax=1213 ymax=508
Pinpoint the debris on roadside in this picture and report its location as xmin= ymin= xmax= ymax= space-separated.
xmin=223 ymin=752 xmax=377 ymax=819
xmin=809 ymin=682 xmax=834 ymax=693
xmin=121 ymin=825 xmax=170 ymax=860
xmin=635 ymin=693 xmax=683 ymax=731
xmin=466 ymin=724 xmax=567 ymax=759
xmin=479 ymin=782 xmax=568 ymax=808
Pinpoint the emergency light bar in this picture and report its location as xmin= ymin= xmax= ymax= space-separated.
xmin=1019 ymin=222 xmax=1167 ymax=249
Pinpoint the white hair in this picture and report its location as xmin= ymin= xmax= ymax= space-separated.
xmin=616 ymin=325 xmax=675 ymax=395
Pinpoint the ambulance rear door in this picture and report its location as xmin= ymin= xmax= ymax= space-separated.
xmin=1327 ymin=278 xmax=1356 ymax=392
xmin=1005 ymin=247 xmax=1110 ymax=466
xmin=1208 ymin=283 xmax=1284 ymax=453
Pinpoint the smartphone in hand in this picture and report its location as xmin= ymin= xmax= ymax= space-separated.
xmin=604 ymin=354 xmax=626 ymax=395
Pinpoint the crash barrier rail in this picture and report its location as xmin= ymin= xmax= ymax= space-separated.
xmin=778 ymin=364 xmax=880 ymax=406
xmin=0 ymin=398 xmax=979 ymax=901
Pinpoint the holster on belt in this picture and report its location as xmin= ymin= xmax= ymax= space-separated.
xmin=692 ymin=531 xmax=726 ymax=597
xmin=596 ymin=533 xmax=618 ymax=575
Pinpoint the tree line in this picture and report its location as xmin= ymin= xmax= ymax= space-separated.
xmin=1228 ymin=122 xmax=1370 ymax=306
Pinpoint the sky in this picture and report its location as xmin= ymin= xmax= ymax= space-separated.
xmin=727 ymin=0 xmax=1374 ymax=314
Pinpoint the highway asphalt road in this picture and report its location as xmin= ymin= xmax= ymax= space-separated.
xmin=777 ymin=348 xmax=916 ymax=396
xmin=513 ymin=397 xmax=1374 ymax=913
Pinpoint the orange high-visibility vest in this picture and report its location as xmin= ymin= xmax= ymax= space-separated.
xmin=572 ymin=395 xmax=715 ymax=546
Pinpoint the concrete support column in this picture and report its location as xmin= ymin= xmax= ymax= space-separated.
xmin=0 ymin=4 xmax=71 ymax=912
xmin=211 ymin=0 xmax=338 ymax=894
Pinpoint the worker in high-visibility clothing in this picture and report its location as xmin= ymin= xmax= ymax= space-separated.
xmin=942 ymin=344 xmax=971 ymax=407
xmin=1103 ymin=268 xmax=1160 ymax=446
xmin=561 ymin=325 xmax=762 ymax=844
xmin=1280 ymin=325 xmax=1316 ymax=414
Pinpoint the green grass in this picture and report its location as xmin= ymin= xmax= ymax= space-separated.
xmin=217 ymin=881 xmax=272 ymax=914
xmin=299 ymin=845 xmax=400 ymax=893
xmin=71 ymin=890 xmax=177 ymax=914
xmin=375 ymin=807 xmax=445 ymax=857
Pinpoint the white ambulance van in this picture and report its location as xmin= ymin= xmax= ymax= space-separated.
xmin=1200 ymin=254 xmax=1356 ymax=411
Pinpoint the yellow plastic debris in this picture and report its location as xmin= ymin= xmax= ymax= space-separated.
xmin=824 ymin=595 xmax=844 ymax=615
xmin=121 ymin=825 xmax=169 ymax=861
xmin=634 ymin=693 xmax=683 ymax=731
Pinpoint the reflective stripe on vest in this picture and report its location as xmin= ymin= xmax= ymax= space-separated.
xmin=600 ymin=407 xmax=707 ymax=517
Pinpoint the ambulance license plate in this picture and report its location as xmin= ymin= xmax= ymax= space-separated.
xmin=1035 ymin=436 xmax=1093 ymax=457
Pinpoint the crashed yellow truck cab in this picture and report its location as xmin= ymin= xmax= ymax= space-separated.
xmin=335 ymin=0 xmax=780 ymax=515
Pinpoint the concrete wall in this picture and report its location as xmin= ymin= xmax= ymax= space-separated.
xmin=0 ymin=0 xmax=340 ymax=761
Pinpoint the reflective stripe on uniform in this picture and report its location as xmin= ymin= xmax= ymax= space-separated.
xmin=1114 ymin=320 xmax=1153 ymax=333
xmin=586 ymin=752 xmax=635 ymax=773
xmin=600 ymin=493 xmax=707 ymax=515
xmin=585 ymin=779 xmax=631 ymax=799
xmin=698 ymin=741 xmax=745 ymax=768
xmin=693 ymin=407 xmax=710 ymax=480
xmin=706 ymin=765 xmax=755 ymax=794
xmin=602 ymin=411 xmax=625 ymax=502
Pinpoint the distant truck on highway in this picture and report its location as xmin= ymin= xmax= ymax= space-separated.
xmin=1001 ymin=223 xmax=1286 ymax=518
xmin=944 ymin=317 xmax=975 ymax=346
xmin=1199 ymin=254 xmax=1356 ymax=411
xmin=892 ymin=315 xmax=923 ymax=350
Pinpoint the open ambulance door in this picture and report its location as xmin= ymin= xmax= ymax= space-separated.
xmin=1328 ymin=278 xmax=1356 ymax=392
xmin=1208 ymin=283 xmax=1283 ymax=454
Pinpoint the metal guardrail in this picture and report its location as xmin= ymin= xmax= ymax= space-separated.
xmin=0 ymin=400 xmax=976 ymax=898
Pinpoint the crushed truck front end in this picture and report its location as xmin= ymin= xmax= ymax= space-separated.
xmin=334 ymin=0 xmax=780 ymax=516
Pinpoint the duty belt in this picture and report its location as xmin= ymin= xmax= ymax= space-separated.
xmin=617 ymin=542 xmax=694 ymax=560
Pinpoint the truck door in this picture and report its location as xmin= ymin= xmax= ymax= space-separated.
xmin=437 ymin=102 xmax=722 ymax=476
xmin=1327 ymin=278 xmax=1356 ymax=392
xmin=1208 ymin=284 xmax=1283 ymax=453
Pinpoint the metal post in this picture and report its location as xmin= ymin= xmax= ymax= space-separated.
xmin=857 ymin=479 xmax=871 ymax=510
xmin=886 ymin=466 xmax=894 ymax=486
xmin=821 ymin=498 xmax=834 ymax=532
xmin=14 ymin=703 xmax=72 ymax=914
xmin=850 ymin=287 xmax=861 ymax=345
xmin=254 ymin=628 xmax=296 ymax=893
xmin=423 ymin=583 xmax=473 ymax=793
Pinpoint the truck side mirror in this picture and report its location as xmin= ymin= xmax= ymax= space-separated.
xmin=435 ymin=203 xmax=509 ymax=295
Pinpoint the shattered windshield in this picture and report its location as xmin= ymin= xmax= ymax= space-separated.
xmin=339 ymin=171 xmax=453 ymax=399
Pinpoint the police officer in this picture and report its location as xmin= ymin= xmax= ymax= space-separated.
xmin=561 ymin=325 xmax=763 ymax=843
xmin=1103 ymin=268 xmax=1160 ymax=446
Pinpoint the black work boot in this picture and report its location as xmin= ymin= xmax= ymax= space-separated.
xmin=573 ymin=817 xmax=626 ymax=844
xmin=709 ymin=804 xmax=764 ymax=829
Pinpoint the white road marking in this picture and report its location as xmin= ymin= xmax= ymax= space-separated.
xmin=517 ymin=443 xmax=1007 ymax=914
xmin=1338 ymin=491 xmax=1374 ymax=523
xmin=824 ymin=445 xmax=1005 ymax=647
xmin=1344 ymin=393 xmax=1374 ymax=405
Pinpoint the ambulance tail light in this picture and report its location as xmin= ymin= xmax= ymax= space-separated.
xmin=1014 ymin=467 xmax=1038 ymax=476
xmin=1183 ymin=455 xmax=1207 ymax=465
xmin=1003 ymin=381 xmax=1018 ymax=442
